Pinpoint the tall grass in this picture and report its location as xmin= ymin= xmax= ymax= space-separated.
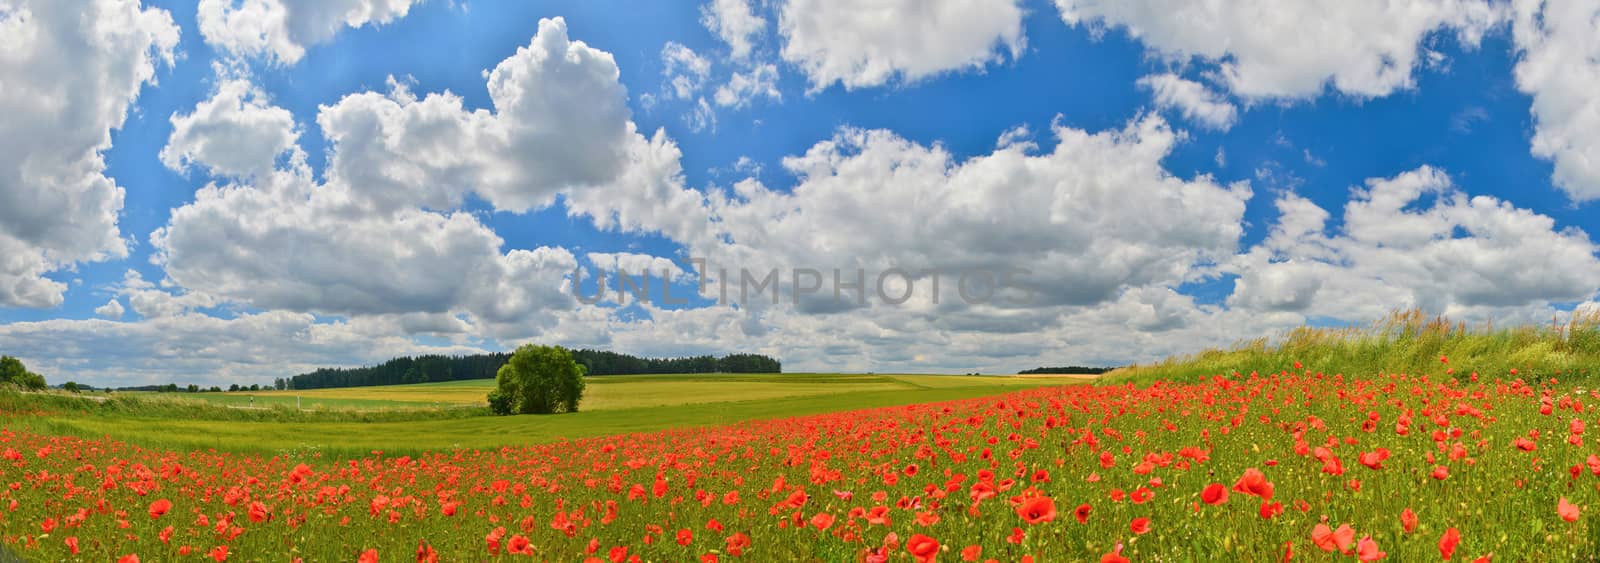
xmin=1107 ymin=308 xmax=1600 ymax=385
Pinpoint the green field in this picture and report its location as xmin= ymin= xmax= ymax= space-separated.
xmin=30 ymin=373 xmax=1073 ymax=455
xmin=144 ymin=373 xmax=1055 ymax=410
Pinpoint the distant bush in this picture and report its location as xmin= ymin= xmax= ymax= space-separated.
xmin=0 ymin=355 xmax=46 ymax=390
xmin=492 ymin=345 xmax=587 ymax=415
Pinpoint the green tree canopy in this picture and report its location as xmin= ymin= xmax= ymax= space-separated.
xmin=0 ymin=355 xmax=47 ymax=390
xmin=490 ymin=344 xmax=587 ymax=415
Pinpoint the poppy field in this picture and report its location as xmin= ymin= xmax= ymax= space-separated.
xmin=2 ymin=362 xmax=1597 ymax=561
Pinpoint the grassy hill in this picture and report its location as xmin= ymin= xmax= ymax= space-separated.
xmin=1107 ymin=308 xmax=1600 ymax=384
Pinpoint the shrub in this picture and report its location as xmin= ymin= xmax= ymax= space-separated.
xmin=486 ymin=389 xmax=512 ymax=415
xmin=491 ymin=344 xmax=587 ymax=415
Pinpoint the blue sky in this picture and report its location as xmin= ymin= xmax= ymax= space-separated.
xmin=2 ymin=0 xmax=1598 ymax=387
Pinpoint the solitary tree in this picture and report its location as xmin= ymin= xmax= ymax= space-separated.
xmin=0 ymin=356 xmax=46 ymax=390
xmin=490 ymin=345 xmax=586 ymax=415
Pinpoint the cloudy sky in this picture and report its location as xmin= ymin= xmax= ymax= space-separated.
xmin=2 ymin=0 xmax=1598 ymax=387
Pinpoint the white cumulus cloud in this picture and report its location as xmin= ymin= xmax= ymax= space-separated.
xmin=779 ymin=0 xmax=1027 ymax=91
xmin=197 ymin=0 xmax=425 ymax=65
xmin=160 ymin=72 xmax=301 ymax=178
xmin=715 ymin=63 xmax=782 ymax=108
xmin=1229 ymin=166 xmax=1600 ymax=319
xmin=701 ymin=0 xmax=767 ymax=60
xmin=0 ymin=0 xmax=179 ymax=308
xmin=316 ymin=17 xmax=637 ymax=213
xmin=1058 ymin=0 xmax=1504 ymax=99
xmin=1512 ymin=0 xmax=1600 ymax=201
xmin=1137 ymin=73 xmax=1238 ymax=131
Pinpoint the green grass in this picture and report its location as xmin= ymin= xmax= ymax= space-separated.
xmin=123 ymin=389 xmax=448 ymax=409
xmin=16 ymin=373 xmax=1067 ymax=455
xmin=1107 ymin=308 xmax=1600 ymax=385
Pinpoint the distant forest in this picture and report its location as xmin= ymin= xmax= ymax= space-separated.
xmin=279 ymin=350 xmax=782 ymax=390
xmin=1017 ymin=366 xmax=1112 ymax=375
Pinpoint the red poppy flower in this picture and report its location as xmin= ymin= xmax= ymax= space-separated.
xmin=358 ymin=549 xmax=378 ymax=563
xmin=784 ymin=489 xmax=808 ymax=508
xmin=1439 ymin=527 xmax=1461 ymax=560
xmin=247 ymin=501 xmax=270 ymax=524
xmin=866 ymin=506 xmax=892 ymax=526
xmin=148 ymin=499 xmax=172 ymax=519
xmin=1312 ymin=523 xmax=1355 ymax=553
xmin=485 ymin=527 xmax=506 ymax=555
xmin=1007 ymin=527 xmax=1025 ymax=544
xmin=1400 ymin=508 xmax=1418 ymax=533
xmin=508 ymin=535 xmax=532 ymax=555
xmin=906 ymin=534 xmax=939 ymax=563
xmin=1356 ymin=536 xmax=1386 ymax=561
xmin=1074 ymin=503 xmax=1092 ymax=524
xmin=1233 ymin=468 xmax=1275 ymax=500
xmin=1016 ymin=496 xmax=1057 ymax=524
xmin=416 ymin=540 xmax=438 ymax=563
xmin=1358 ymin=449 xmax=1390 ymax=470
xmin=1559 ymin=497 xmax=1581 ymax=522
xmin=1201 ymin=483 xmax=1228 ymax=505
xmin=811 ymin=512 xmax=836 ymax=530
xmin=1130 ymin=517 xmax=1151 ymax=535
xmin=725 ymin=533 xmax=750 ymax=556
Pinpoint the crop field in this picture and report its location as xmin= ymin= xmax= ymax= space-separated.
xmin=149 ymin=373 xmax=1057 ymax=410
xmin=25 ymin=374 xmax=1066 ymax=454
xmin=4 ymin=364 xmax=1599 ymax=561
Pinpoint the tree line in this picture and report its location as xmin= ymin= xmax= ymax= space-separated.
xmin=1016 ymin=365 xmax=1113 ymax=375
xmin=282 ymin=350 xmax=781 ymax=390
xmin=120 ymin=383 xmax=257 ymax=393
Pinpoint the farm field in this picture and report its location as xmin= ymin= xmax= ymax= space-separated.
xmin=141 ymin=373 xmax=1058 ymax=410
xmin=4 ymin=363 xmax=1598 ymax=561
xmin=30 ymin=374 xmax=1066 ymax=454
